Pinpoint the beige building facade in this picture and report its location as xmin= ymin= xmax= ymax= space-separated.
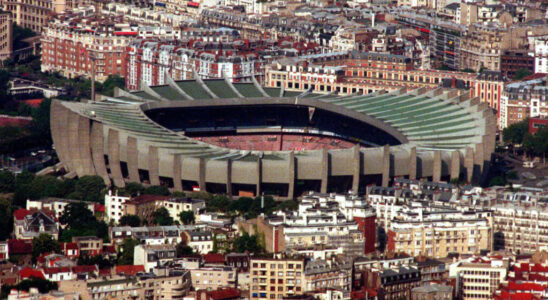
xmin=250 ymin=258 xmax=305 ymax=300
xmin=0 ymin=11 xmax=12 ymax=60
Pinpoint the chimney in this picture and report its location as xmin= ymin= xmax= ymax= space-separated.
xmin=451 ymin=76 xmax=456 ymax=88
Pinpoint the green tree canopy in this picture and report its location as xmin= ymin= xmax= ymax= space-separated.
xmin=144 ymin=185 xmax=170 ymax=196
xmin=0 ymin=170 xmax=15 ymax=193
xmin=74 ymin=175 xmax=106 ymax=202
xmin=121 ymin=182 xmax=145 ymax=197
xmin=503 ymin=119 xmax=529 ymax=145
xmin=513 ymin=68 xmax=532 ymax=80
xmin=232 ymin=232 xmax=264 ymax=253
xmin=32 ymin=234 xmax=60 ymax=262
xmin=179 ymin=211 xmax=195 ymax=225
xmin=119 ymin=215 xmax=141 ymax=227
xmin=0 ymin=198 xmax=13 ymax=240
xmin=59 ymin=202 xmax=109 ymax=242
xmin=152 ymin=207 xmax=173 ymax=226
xmin=117 ymin=238 xmax=140 ymax=265
xmin=99 ymin=75 xmax=125 ymax=97
xmin=176 ymin=242 xmax=194 ymax=257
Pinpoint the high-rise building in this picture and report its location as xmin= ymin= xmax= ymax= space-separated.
xmin=0 ymin=10 xmax=12 ymax=60
xmin=2 ymin=0 xmax=85 ymax=32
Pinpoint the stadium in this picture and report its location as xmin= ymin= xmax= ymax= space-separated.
xmin=51 ymin=75 xmax=496 ymax=199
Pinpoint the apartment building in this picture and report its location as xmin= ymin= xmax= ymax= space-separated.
xmin=104 ymin=191 xmax=130 ymax=224
xmin=450 ymin=257 xmax=508 ymax=300
xmin=110 ymin=225 xmax=200 ymax=245
xmin=499 ymin=76 xmax=548 ymax=129
xmin=134 ymin=244 xmax=177 ymax=272
xmin=250 ymin=258 xmax=305 ymax=300
xmin=534 ymin=38 xmax=548 ymax=74
xmin=14 ymin=209 xmax=59 ymax=240
xmin=360 ymin=266 xmax=422 ymax=300
xmin=27 ymin=198 xmax=98 ymax=220
xmin=0 ymin=11 xmax=11 ymax=60
xmin=268 ymin=192 xmax=376 ymax=256
xmin=0 ymin=241 xmax=7 ymax=262
xmin=492 ymin=203 xmax=548 ymax=253
xmin=303 ymin=259 xmax=352 ymax=294
xmin=181 ymin=230 xmax=214 ymax=254
xmin=265 ymin=52 xmax=504 ymax=122
xmin=190 ymin=266 xmax=237 ymax=291
xmin=1 ymin=0 xmax=84 ymax=32
xmin=501 ymin=50 xmax=534 ymax=78
xmin=41 ymin=10 xmax=179 ymax=82
xmin=72 ymin=236 xmax=103 ymax=257
xmin=460 ymin=24 xmax=507 ymax=72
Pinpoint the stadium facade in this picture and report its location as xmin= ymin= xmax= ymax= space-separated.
xmin=51 ymin=75 xmax=496 ymax=199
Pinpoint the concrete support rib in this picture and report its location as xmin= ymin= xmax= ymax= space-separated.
xmin=352 ymin=145 xmax=360 ymax=194
xmin=288 ymin=151 xmax=295 ymax=199
xmin=409 ymin=147 xmax=417 ymax=180
xmin=142 ymin=81 xmax=169 ymax=101
xmin=77 ymin=116 xmax=95 ymax=176
xmin=148 ymin=146 xmax=160 ymax=186
xmin=465 ymin=147 xmax=474 ymax=183
xmin=474 ymin=142 xmax=485 ymax=183
xmin=321 ymin=148 xmax=329 ymax=193
xmin=450 ymin=151 xmax=461 ymax=181
xmin=433 ymin=150 xmax=442 ymax=182
xmin=382 ymin=145 xmax=390 ymax=187
xmin=198 ymin=158 xmax=206 ymax=192
xmin=166 ymin=72 xmax=194 ymax=100
xmin=107 ymin=129 xmax=125 ymax=188
xmin=224 ymin=76 xmax=244 ymax=98
xmin=256 ymin=158 xmax=262 ymax=196
xmin=226 ymin=159 xmax=232 ymax=199
xmin=173 ymin=155 xmax=182 ymax=191
xmin=51 ymin=101 xmax=71 ymax=172
xmin=251 ymin=76 xmax=270 ymax=97
xmin=126 ymin=137 xmax=140 ymax=182
xmin=193 ymin=70 xmax=219 ymax=99
xmin=90 ymin=122 xmax=109 ymax=185
xmin=67 ymin=112 xmax=83 ymax=176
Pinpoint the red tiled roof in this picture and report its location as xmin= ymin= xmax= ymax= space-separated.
xmin=116 ymin=265 xmax=145 ymax=276
xmin=203 ymin=253 xmax=225 ymax=264
xmin=99 ymin=268 xmax=111 ymax=277
xmin=72 ymin=265 xmax=98 ymax=273
xmin=61 ymin=242 xmax=79 ymax=251
xmin=508 ymin=281 xmax=546 ymax=292
xmin=19 ymin=267 xmax=45 ymax=280
xmin=103 ymin=245 xmax=116 ymax=254
xmin=13 ymin=209 xmax=31 ymax=221
xmin=20 ymin=99 xmax=43 ymax=108
xmin=8 ymin=239 xmax=32 ymax=255
xmin=206 ymin=288 xmax=240 ymax=300
xmin=94 ymin=204 xmax=105 ymax=212
xmin=43 ymin=267 xmax=71 ymax=275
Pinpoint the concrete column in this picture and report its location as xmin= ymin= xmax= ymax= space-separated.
xmin=173 ymin=155 xmax=182 ymax=191
xmin=288 ymin=151 xmax=295 ymax=199
xmin=148 ymin=146 xmax=160 ymax=186
xmin=450 ymin=151 xmax=460 ymax=181
xmin=433 ymin=150 xmax=441 ymax=182
xmin=68 ymin=112 xmax=83 ymax=176
xmin=77 ymin=116 xmax=95 ymax=176
xmin=321 ymin=148 xmax=328 ymax=193
xmin=474 ymin=142 xmax=484 ymax=172
xmin=256 ymin=158 xmax=262 ymax=196
xmin=409 ymin=146 xmax=417 ymax=180
xmin=465 ymin=147 xmax=474 ymax=183
xmin=382 ymin=145 xmax=390 ymax=187
xmin=198 ymin=158 xmax=206 ymax=192
xmin=126 ymin=137 xmax=140 ymax=182
xmin=226 ymin=159 xmax=232 ymax=199
xmin=90 ymin=122 xmax=110 ymax=185
xmin=352 ymin=145 xmax=360 ymax=194
xmin=107 ymin=129 xmax=125 ymax=187
xmin=52 ymin=102 xmax=73 ymax=172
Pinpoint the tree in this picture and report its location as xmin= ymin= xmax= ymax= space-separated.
xmin=119 ymin=215 xmax=141 ymax=227
xmin=30 ymin=98 xmax=52 ymax=147
xmin=503 ymin=119 xmax=529 ymax=145
xmin=0 ymin=70 xmax=11 ymax=109
xmin=0 ymin=277 xmax=57 ymax=299
xmin=489 ymin=176 xmax=507 ymax=187
xmin=513 ymin=68 xmax=532 ymax=80
xmin=172 ymin=191 xmax=186 ymax=198
xmin=176 ymin=242 xmax=194 ymax=257
xmin=117 ymin=238 xmax=140 ymax=265
xmin=99 ymin=75 xmax=125 ymax=97
xmin=122 ymin=182 xmax=145 ymax=197
xmin=59 ymin=202 xmax=109 ymax=242
xmin=179 ymin=211 xmax=195 ymax=225
xmin=0 ymin=170 xmax=15 ymax=193
xmin=78 ymin=254 xmax=114 ymax=269
xmin=0 ymin=199 xmax=13 ymax=240
xmin=232 ymin=232 xmax=264 ymax=253
xmin=74 ymin=175 xmax=106 ymax=202
xmin=144 ymin=185 xmax=170 ymax=196
xmin=152 ymin=207 xmax=173 ymax=226
xmin=206 ymin=195 xmax=230 ymax=212
xmin=32 ymin=234 xmax=60 ymax=262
